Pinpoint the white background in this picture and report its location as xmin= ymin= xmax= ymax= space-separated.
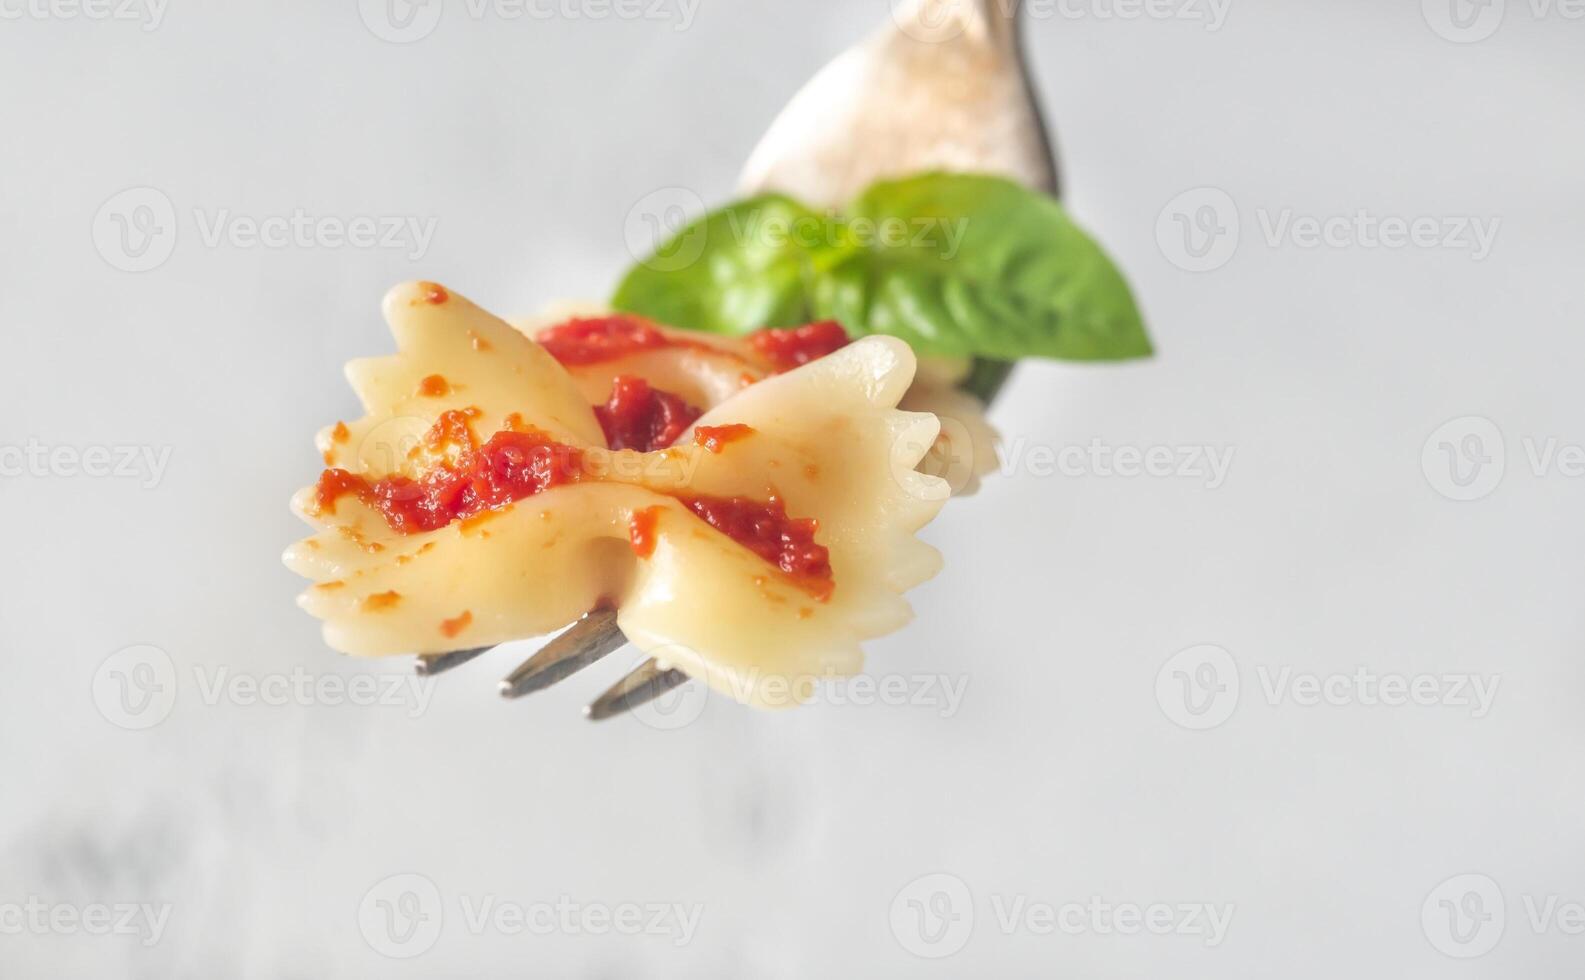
xmin=2 ymin=1 xmax=1582 ymax=976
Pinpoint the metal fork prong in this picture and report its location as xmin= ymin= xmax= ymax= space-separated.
xmin=416 ymin=646 xmax=492 ymax=677
xmin=499 ymin=610 xmax=627 ymax=699
xmin=585 ymin=659 xmax=690 ymax=722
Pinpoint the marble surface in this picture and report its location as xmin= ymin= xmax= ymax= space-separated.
xmin=2 ymin=1 xmax=1582 ymax=976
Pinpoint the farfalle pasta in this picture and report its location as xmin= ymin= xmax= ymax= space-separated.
xmin=284 ymin=282 xmax=947 ymax=707
xmin=511 ymin=307 xmax=1001 ymax=495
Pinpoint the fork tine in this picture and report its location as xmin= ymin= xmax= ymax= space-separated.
xmin=585 ymin=659 xmax=690 ymax=721
xmin=416 ymin=646 xmax=492 ymax=677
xmin=499 ymin=609 xmax=627 ymax=699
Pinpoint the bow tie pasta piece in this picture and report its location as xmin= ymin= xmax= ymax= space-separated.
xmin=319 ymin=284 xmax=604 ymax=479
xmin=509 ymin=307 xmax=1000 ymax=495
xmin=619 ymin=336 xmax=947 ymax=703
xmin=898 ymin=380 xmax=1000 ymax=496
xmin=285 ymin=283 xmax=949 ymax=708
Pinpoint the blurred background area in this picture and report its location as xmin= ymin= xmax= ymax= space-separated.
xmin=1 ymin=1 xmax=1583 ymax=976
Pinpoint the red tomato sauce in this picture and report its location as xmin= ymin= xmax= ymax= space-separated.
xmin=317 ymin=407 xmax=834 ymax=598
xmin=627 ymin=505 xmax=664 ymax=559
xmin=536 ymin=314 xmax=849 ymax=375
xmin=316 ymin=412 xmax=583 ymax=534
xmin=683 ymin=495 xmax=832 ymax=600
xmin=426 ymin=407 xmax=481 ymax=451
xmin=624 ymin=496 xmax=831 ymax=599
xmin=536 ymin=315 xmax=723 ymax=365
xmin=596 ymin=375 xmax=701 ymax=452
xmin=440 ymin=610 xmax=473 ymax=637
xmin=748 ymin=320 xmax=850 ymax=372
xmin=694 ymin=423 xmax=755 ymax=453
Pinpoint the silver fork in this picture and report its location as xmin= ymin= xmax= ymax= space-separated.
xmin=419 ymin=0 xmax=1060 ymax=720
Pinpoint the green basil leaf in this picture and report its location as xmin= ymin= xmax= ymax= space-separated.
xmin=837 ymin=173 xmax=1151 ymax=361
xmin=612 ymin=174 xmax=1151 ymax=363
xmin=613 ymin=194 xmax=844 ymax=333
